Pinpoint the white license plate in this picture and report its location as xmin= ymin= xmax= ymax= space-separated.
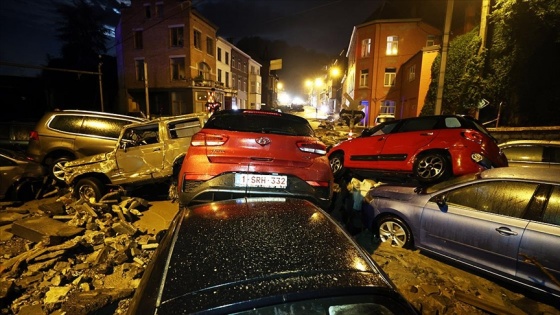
xmin=234 ymin=173 xmax=287 ymax=189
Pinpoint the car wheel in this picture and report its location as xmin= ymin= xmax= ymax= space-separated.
xmin=377 ymin=216 xmax=413 ymax=248
xmin=413 ymin=152 xmax=451 ymax=184
xmin=51 ymin=156 xmax=73 ymax=182
xmin=329 ymin=153 xmax=345 ymax=179
xmin=74 ymin=177 xmax=104 ymax=201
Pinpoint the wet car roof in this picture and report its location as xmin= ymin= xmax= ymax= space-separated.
xmin=140 ymin=198 xmax=395 ymax=313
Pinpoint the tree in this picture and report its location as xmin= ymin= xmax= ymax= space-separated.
xmin=422 ymin=28 xmax=485 ymax=116
xmin=42 ymin=0 xmax=117 ymax=112
xmin=423 ymin=0 xmax=560 ymax=126
xmin=484 ymin=0 xmax=560 ymax=126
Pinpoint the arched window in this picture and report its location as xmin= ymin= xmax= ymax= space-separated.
xmin=198 ymin=62 xmax=211 ymax=80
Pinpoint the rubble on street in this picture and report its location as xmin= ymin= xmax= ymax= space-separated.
xmin=0 ymin=189 xmax=163 ymax=315
xmin=1 ymin=184 xmax=559 ymax=314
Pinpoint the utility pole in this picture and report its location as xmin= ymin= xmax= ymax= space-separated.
xmin=98 ymin=56 xmax=104 ymax=112
xmin=475 ymin=0 xmax=491 ymax=119
xmin=144 ymin=61 xmax=150 ymax=119
xmin=435 ymin=0 xmax=454 ymax=115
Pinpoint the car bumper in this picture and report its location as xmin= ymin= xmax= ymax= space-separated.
xmin=180 ymin=172 xmax=332 ymax=210
xmin=450 ymin=148 xmax=502 ymax=175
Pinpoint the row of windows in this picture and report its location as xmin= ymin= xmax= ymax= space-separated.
xmin=134 ymin=58 xmax=259 ymax=93
xmin=133 ymin=27 xmax=214 ymax=56
xmin=358 ymin=68 xmax=397 ymax=87
xmin=360 ymin=35 xmax=437 ymax=58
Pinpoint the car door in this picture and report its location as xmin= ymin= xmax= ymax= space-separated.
xmin=377 ymin=117 xmax=440 ymax=171
xmin=115 ymin=123 xmax=164 ymax=180
xmin=344 ymin=121 xmax=399 ymax=170
xmin=517 ymin=184 xmax=560 ymax=294
xmin=419 ymin=180 xmax=537 ymax=277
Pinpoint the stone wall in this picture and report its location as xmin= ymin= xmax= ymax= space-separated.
xmin=487 ymin=126 xmax=560 ymax=143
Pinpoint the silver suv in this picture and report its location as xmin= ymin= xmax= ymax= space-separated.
xmin=27 ymin=110 xmax=146 ymax=179
xmin=62 ymin=113 xmax=206 ymax=201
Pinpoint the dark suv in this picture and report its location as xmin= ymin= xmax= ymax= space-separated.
xmin=27 ymin=110 xmax=146 ymax=179
xmin=178 ymin=110 xmax=333 ymax=210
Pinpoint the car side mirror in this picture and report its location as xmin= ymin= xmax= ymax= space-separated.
xmin=434 ymin=195 xmax=448 ymax=212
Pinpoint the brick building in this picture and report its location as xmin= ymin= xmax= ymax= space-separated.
xmin=115 ymin=0 xmax=223 ymax=116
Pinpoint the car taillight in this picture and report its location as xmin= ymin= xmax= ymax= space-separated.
xmin=297 ymin=141 xmax=327 ymax=155
xmin=306 ymin=180 xmax=330 ymax=187
xmin=191 ymin=133 xmax=228 ymax=146
xmin=29 ymin=130 xmax=39 ymax=141
xmin=462 ymin=130 xmax=483 ymax=145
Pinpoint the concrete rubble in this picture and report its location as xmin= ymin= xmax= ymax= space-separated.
xmin=0 ymin=190 xmax=160 ymax=315
xmin=1 ymin=184 xmax=559 ymax=314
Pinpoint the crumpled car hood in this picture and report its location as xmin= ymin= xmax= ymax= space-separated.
xmin=63 ymin=151 xmax=118 ymax=185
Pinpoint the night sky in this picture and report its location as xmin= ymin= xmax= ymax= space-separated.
xmin=0 ymin=0 xmax=380 ymax=77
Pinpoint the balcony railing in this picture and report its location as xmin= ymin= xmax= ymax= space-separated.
xmin=193 ymin=78 xmax=224 ymax=89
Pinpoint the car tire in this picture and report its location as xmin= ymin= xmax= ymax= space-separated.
xmin=329 ymin=153 xmax=346 ymax=179
xmin=377 ymin=216 xmax=413 ymax=248
xmin=74 ymin=177 xmax=105 ymax=201
xmin=51 ymin=156 xmax=73 ymax=182
xmin=413 ymin=152 xmax=451 ymax=184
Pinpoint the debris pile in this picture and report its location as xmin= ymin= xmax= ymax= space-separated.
xmin=0 ymin=191 xmax=162 ymax=315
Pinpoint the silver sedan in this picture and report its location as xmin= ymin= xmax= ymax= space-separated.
xmin=364 ymin=167 xmax=560 ymax=298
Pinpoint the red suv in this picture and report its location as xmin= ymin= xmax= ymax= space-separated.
xmin=328 ymin=115 xmax=508 ymax=184
xmin=178 ymin=110 xmax=333 ymax=209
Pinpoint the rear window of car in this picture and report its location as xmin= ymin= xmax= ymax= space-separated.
xmin=205 ymin=111 xmax=315 ymax=136
xmin=82 ymin=117 xmax=132 ymax=139
xmin=49 ymin=115 xmax=84 ymax=133
xmin=501 ymin=145 xmax=544 ymax=162
xmin=169 ymin=119 xmax=202 ymax=138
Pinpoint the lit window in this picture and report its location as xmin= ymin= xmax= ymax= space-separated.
xmin=359 ymin=69 xmax=368 ymax=87
xmin=361 ymin=38 xmax=371 ymax=57
xmin=198 ymin=62 xmax=210 ymax=80
xmin=194 ymin=30 xmax=202 ymax=49
xmin=135 ymin=59 xmax=145 ymax=81
xmin=133 ymin=30 xmax=143 ymax=49
xmin=384 ymin=68 xmax=396 ymax=86
xmin=426 ymin=35 xmax=435 ymax=47
xmin=380 ymin=100 xmax=396 ymax=114
xmin=408 ymin=65 xmax=416 ymax=81
xmin=386 ymin=36 xmax=398 ymax=55
xmin=206 ymin=37 xmax=214 ymax=56
xmin=170 ymin=57 xmax=185 ymax=81
xmin=170 ymin=26 xmax=184 ymax=47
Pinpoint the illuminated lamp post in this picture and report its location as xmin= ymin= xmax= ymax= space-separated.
xmin=328 ymin=66 xmax=341 ymax=113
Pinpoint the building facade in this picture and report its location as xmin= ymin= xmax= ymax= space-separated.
xmin=399 ymin=46 xmax=440 ymax=119
xmin=345 ymin=18 xmax=441 ymax=126
xmin=248 ymin=59 xmax=262 ymax=109
xmin=230 ymin=46 xmax=250 ymax=109
xmin=116 ymin=0 xmax=224 ymax=117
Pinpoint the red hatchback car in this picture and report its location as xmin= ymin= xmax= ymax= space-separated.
xmin=327 ymin=115 xmax=508 ymax=184
xmin=178 ymin=110 xmax=333 ymax=210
